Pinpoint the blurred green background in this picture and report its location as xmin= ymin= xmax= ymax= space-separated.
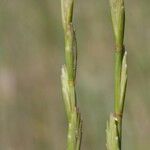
xmin=0 ymin=0 xmax=150 ymax=149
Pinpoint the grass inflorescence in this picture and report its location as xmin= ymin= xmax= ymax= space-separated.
xmin=61 ymin=0 xmax=82 ymax=150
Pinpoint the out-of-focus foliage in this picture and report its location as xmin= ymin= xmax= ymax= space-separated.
xmin=0 ymin=0 xmax=150 ymax=150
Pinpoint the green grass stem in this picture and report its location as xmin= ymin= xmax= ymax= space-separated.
xmin=106 ymin=0 xmax=127 ymax=149
xmin=61 ymin=0 xmax=82 ymax=150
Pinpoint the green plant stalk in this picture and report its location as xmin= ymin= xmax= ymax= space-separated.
xmin=114 ymin=50 xmax=123 ymax=141
xmin=61 ymin=0 xmax=82 ymax=150
xmin=106 ymin=0 xmax=127 ymax=149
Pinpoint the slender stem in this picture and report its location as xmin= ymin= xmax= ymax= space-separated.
xmin=106 ymin=0 xmax=127 ymax=150
xmin=114 ymin=50 xmax=122 ymax=114
xmin=61 ymin=0 xmax=82 ymax=150
xmin=114 ymin=50 xmax=123 ymax=148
